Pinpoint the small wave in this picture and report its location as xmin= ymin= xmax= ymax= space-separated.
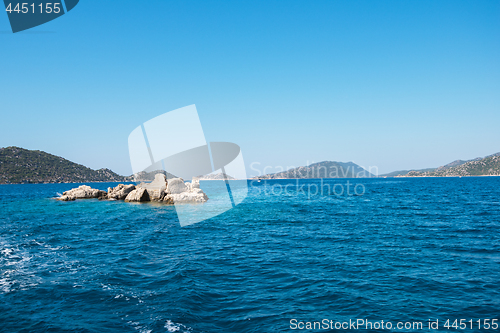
xmin=164 ymin=320 xmax=191 ymax=332
xmin=0 ymin=239 xmax=39 ymax=293
xmin=0 ymin=248 xmax=14 ymax=256
xmin=127 ymin=321 xmax=152 ymax=333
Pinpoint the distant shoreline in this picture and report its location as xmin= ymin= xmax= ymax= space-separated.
xmin=0 ymin=181 xmax=136 ymax=186
xmin=3 ymin=175 xmax=500 ymax=185
xmin=390 ymin=174 xmax=500 ymax=179
xmin=3 ymin=147 xmax=498 ymax=185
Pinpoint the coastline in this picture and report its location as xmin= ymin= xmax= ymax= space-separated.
xmin=2 ymin=174 xmax=500 ymax=185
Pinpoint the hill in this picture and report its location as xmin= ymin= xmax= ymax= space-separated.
xmin=255 ymin=161 xmax=375 ymax=179
xmin=381 ymin=168 xmax=436 ymax=177
xmin=436 ymin=159 xmax=471 ymax=171
xmin=400 ymin=153 xmax=500 ymax=177
xmin=384 ymin=153 xmax=500 ymax=177
xmin=0 ymin=147 xmax=129 ymax=184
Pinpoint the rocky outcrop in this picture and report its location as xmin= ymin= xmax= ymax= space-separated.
xmin=56 ymin=174 xmax=208 ymax=204
xmin=184 ymin=178 xmax=199 ymax=191
xmin=165 ymin=187 xmax=208 ymax=203
xmin=138 ymin=174 xmax=167 ymax=201
xmin=57 ymin=185 xmax=107 ymax=201
xmin=166 ymin=178 xmax=188 ymax=194
xmin=125 ymin=187 xmax=150 ymax=202
xmin=107 ymin=184 xmax=136 ymax=200
xmin=162 ymin=177 xmax=208 ymax=203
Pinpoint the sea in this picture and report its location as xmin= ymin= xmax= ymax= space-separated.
xmin=0 ymin=178 xmax=499 ymax=332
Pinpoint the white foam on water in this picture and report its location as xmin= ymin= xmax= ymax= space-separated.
xmin=164 ymin=320 xmax=181 ymax=332
xmin=164 ymin=320 xmax=191 ymax=332
xmin=0 ymin=237 xmax=39 ymax=293
xmin=101 ymin=283 xmax=112 ymax=290
xmin=1 ymin=248 xmax=14 ymax=256
xmin=127 ymin=320 xmax=152 ymax=333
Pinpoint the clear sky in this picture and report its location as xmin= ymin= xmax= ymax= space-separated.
xmin=1 ymin=0 xmax=499 ymax=176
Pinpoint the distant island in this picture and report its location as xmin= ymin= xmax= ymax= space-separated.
xmin=133 ymin=169 xmax=177 ymax=182
xmin=1 ymin=146 xmax=500 ymax=184
xmin=254 ymin=161 xmax=376 ymax=179
xmin=195 ymin=173 xmax=236 ymax=180
xmin=382 ymin=152 xmax=500 ymax=177
xmin=0 ymin=147 xmax=130 ymax=184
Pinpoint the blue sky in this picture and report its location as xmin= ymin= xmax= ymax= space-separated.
xmin=1 ymin=0 xmax=499 ymax=176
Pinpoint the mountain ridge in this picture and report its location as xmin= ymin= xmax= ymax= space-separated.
xmin=2 ymin=146 xmax=500 ymax=184
xmin=393 ymin=152 xmax=500 ymax=178
xmin=0 ymin=146 xmax=130 ymax=184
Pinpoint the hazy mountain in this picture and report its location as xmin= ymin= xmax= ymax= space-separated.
xmin=255 ymin=161 xmax=375 ymax=179
xmin=0 ymin=147 xmax=129 ymax=184
xmin=133 ymin=169 xmax=178 ymax=181
xmin=195 ymin=172 xmax=236 ymax=180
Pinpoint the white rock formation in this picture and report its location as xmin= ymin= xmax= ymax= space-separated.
xmin=125 ymin=187 xmax=149 ymax=202
xmin=164 ymin=187 xmax=208 ymax=203
xmin=166 ymin=178 xmax=188 ymax=194
xmin=191 ymin=178 xmax=200 ymax=189
xmin=107 ymin=184 xmax=136 ymax=200
xmin=57 ymin=174 xmax=208 ymax=204
xmin=163 ymin=177 xmax=207 ymax=203
xmin=57 ymin=185 xmax=107 ymax=201
xmin=139 ymin=174 xmax=167 ymax=200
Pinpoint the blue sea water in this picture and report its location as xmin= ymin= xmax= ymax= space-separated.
xmin=0 ymin=178 xmax=499 ymax=332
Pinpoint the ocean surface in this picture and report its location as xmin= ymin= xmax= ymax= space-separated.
xmin=0 ymin=178 xmax=499 ymax=332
